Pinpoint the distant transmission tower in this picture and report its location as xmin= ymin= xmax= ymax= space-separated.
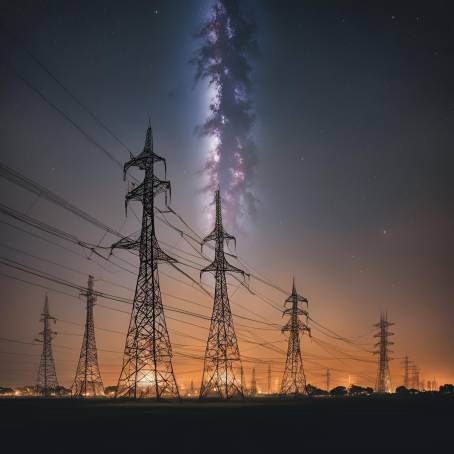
xmin=326 ymin=368 xmax=331 ymax=392
xmin=401 ymin=354 xmax=410 ymax=388
xmin=199 ymin=188 xmax=247 ymax=399
xmin=35 ymin=295 xmax=58 ymax=396
xmin=410 ymin=364 xmax=420 ymax=390
xmin=72 ymin=275 xmax=104 ymax=397
xmin=113 ymin=125 xmax=179 ymax=399
xmin=250 ymin=367 xmax=257 ymax=395
xmin=267 ymin=364 xmax=272 ymax=394
xmin=280 ymin=278 xmax=310 ymax=396
xmin=373 ymin=312 xmax=394 ymax=393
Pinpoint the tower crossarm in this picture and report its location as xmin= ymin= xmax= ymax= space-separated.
xmin=200 ymin=255 xmax=246 ymax=278
xmin=281 ymin=318 xmax=310 ymax=334
xmin=123 ymin=126 xmax=167 ymax=177
xmin=283 ymin=306 xmax=308 ymax=317
xmin=125 ymin=177 xmax=171 ymax=213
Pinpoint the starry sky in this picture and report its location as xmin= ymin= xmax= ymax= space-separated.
xmin=0 ymin=0 xmax=453 ymax=391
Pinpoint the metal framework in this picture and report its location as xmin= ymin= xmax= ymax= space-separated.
xmin=374 ymin=312 xmax=394 ymax=393
xmin=250 ymin=367 xmax=257 ymax=395
xmin=401 ymin=354 xmax=410 ymax=388
xmin=409 ymin=363 xmax=420 ymax=390
xmin=35 ymin=295 xmax=59 ymax=396
xmin=72 ymin=275 xmax=104 ymax=397
xmin=113 ymin=125 xmax=179 ymax=399
xmin=199 ymin=188 xmax=247 ymax=399
xmin=267 ymin=364 xmax=272 ymax=394
xmin=280 ymin=278 xmax=310 ymax=396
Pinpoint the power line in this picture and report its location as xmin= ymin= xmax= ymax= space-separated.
xmin=0 ymin=23 xmax=134 ymax=156
xmin=4 ymin=61 xmax=125 ymax=168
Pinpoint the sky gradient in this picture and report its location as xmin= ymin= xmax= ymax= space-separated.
xmin=0 ymin=0 xmax=453 ymax=391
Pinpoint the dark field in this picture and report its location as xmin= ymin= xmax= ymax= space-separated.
xmin=0 ymin=395 xmax=452 ymax=452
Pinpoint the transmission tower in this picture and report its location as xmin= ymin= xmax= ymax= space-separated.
xmin=35 ymin=295 xmax=58 ymax=396
xmin=326 ymin=368 xmax=331 ymax=392
xmin=72 ymin=275 xmax=104 ymax=397
xmin=410 ymin=364 xmax=420 ymax=390
xmin=113 ymin=125 xmax=179 ymax=399
xmin=199 ymin=188 xmax=247 ymax=399
xmin=280 ymin=278 xmax=310 ymax=396
xmin=401 ymin=354 xmax=410 ymax=388
xmin=250 ymin=367 xmax=257 ymax=395
xmin=267 ymin=364 xmax=272 ymax=394
xmin=373 ymin=312 xmax=394 ymax=393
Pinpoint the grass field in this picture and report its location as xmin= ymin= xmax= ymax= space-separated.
xmin=0 ymin=395 xmax=452 ymax=452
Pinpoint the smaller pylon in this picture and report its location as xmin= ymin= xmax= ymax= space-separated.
xmin=35 ymin=295 xmax=58 ymax=396
xmin=199 ymin=188 xmax=247 ymax=399
xmin=326 ymin=368 xmax=331 ymax=392
xmin=409 ymin=364 xmax=420 ymax=390
xmin=250 ymin=367 xmax=257 ymax=396
xmin=267 ymin=364 xmax=272 ymax=394
xmin=401 ymin=355 xmax=410 ymax=388
xmin=373 ymin=312 xmax=394 ymax=393
xmin=72 ymin=275 xmax=104 ymax=397
xmin=280 ymin=277 xmax=310 ymax=396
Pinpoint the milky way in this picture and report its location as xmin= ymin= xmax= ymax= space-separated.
xmin=192 ymin=0 xmax=258 ymax=229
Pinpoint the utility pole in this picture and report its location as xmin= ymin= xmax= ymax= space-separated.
xmin=72 ymin=275 xmax=104 ymax=397
xmin=199 ymin=188 xmax=247 ymax=399
xmin=401 ymin=354 xmax=410 ymax=388
xmin=326 ymin=368 xmax=331 ymax=392
xmin=35 ymin=295 xmax=58 ymax=396
xmin=113 ymin=125 xmax=179 ymax=399
xmin=250 ymin=367 xmax=257 ymax=396
xmin=280 ymin=278 xmax=310 ymax=395
xmin=373 ymin=312 xmax=394 ymax=393
xmin=267 ymin=364 xmax=272 ymax=394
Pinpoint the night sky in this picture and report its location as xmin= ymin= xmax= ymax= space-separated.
xmin=0 ymin=0 xmax=453 ymax=390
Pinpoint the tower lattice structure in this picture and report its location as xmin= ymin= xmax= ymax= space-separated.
xmin=35 ymin=295 xmax=58 ymax=396
xmin=280 ymin=279 xmax=310 ymax=395
xmin=374 ymin=312 xmax=394 ymax=393
xmin=280 ymin=278 xmax=310 ymax=396
xmin=250 ymin=367 xmax=257 ymax=395
xmin=326 ymin=368 xmax=331 ymax=392
xmin=267 ymin=364 xmax=272 ymax=394
xmin=72 ymin=275 xmax=104 ymax=397
xmin=113 ymin=125 xmax=179 ymax=399
xmin=199 ymin=188 xmax=247 ymax=399
xmin=409 ymin=363 xmax=420 ymax=390
xmin=401 ymin=354 xmax=410 ymax=388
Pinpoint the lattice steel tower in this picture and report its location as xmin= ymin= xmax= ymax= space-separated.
xmin=113 ymin=125 xmax=179 ymax=399
xmin=250 ymin=367 xmax=257 ymax=395
xmin=267 ymin=364 xmax=272 ymax=394
xmin=401 ymin=354 xmax=410 ymax=388
xmin=72 ymin=275 xmax=104 ymax=397
xmin=280 ymin=278 xmax=310 ymax=395
xmin=199 ymin=188 xmax=247 ymax=399
xmin=374 ymin=312 xmax=394 ymax=393
xmin=410 ymin=363 xmax=420 ymax=390
xmin=35 ymin=295 xmax=58 ymax=396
